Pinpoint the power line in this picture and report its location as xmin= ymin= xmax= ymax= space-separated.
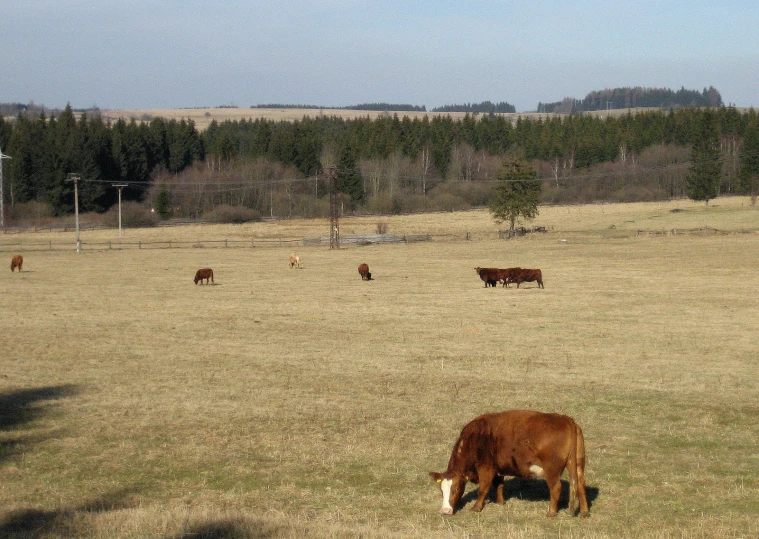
xmin=76 ymin=162 xmax=690 ymax=192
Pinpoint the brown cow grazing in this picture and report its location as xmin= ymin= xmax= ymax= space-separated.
xmin=510 ymin=268 xmax=544 ymax=288
xmin=289 ymin=253 xmax=301 ymax=268
xmin=10 ymin=255 xmax=23 ymax=272
xmin=358 ymin=263 xmax=372 ymax=280
xmin=474 ymin=267 xmax=500 ymax=288
xmin=430 ymin=410 xmax=589 ymax=518
xmin=194 ymin=268 xmax=214 ymax=285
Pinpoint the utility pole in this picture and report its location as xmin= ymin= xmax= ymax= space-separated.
xmin=328 ymin=165 xmax=340 ymax=249
xmin=112 ymin=183 xmax=128 ymax=237
xmin=66 ymin=173 xmax=81 ymax=252
xmin=0 ymin=148 xmax=10 ymax=229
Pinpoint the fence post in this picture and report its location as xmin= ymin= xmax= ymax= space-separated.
xmin=108 ymin=241 xmax=111 ymax=250
xmin=225 ymin=239 xmax=228 ymax=248
xmin=169 ymin=240 xmax=172 ymax=249
xmin=139 ymin=241 xmax=141 ymax=249
xmin=49 ymin=241 xmax=52 ymax=251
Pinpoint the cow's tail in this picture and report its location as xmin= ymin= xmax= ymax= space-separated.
xmin=568 ymin=421 xmax=589 ymax=517
xmin=210 ymin=270 xmax=214 ymax=284
xmin=567 ymin=420 xmax=581 ymax=516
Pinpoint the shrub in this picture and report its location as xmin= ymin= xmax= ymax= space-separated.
xmin=203 ymin=204 xmax=262 ymax=223
xmin=8 ymin=201 xmax=55 ymax=226
xmin=106 ymin=202 xmax=159 ymax=228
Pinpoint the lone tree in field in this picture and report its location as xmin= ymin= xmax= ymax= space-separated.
xmin=489 ymin=158 xmax=541 ymax=233
xmin=686 ymin=110 xmax=722 ymax=205
xmin=738 ymin=119 xmax=759 ymax=205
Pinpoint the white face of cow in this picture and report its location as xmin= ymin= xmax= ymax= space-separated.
xmin=439 ymin=478 xmax=454 ymax=515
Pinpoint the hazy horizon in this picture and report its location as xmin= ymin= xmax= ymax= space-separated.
xmin=2 ymin=1 xmax=757 ymax=113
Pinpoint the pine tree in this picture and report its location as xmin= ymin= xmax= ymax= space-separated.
xmin=738 ymin=119 xmax=759 ymax=204
xmin=686 ymin=110 xmax=722 ymax=205
xmin=335 ymin=142 xmax=364 ymax=209
xmin=489 ymin=159 xmax=541 ymax=232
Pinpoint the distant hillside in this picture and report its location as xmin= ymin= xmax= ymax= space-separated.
xmin=538 ymin=86 xmax=723 ymax=114
xmin=432 ymin=101 xmax=516 ymax=114
xmin=252 ymin=103 xmax=426 ymax=112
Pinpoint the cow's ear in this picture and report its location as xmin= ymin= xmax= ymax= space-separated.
xmin=429 ymin=471 xmax=443 ymax=482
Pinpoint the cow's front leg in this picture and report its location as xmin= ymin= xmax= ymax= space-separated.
xmin=471 ymin=467 xmax=495 ymax=512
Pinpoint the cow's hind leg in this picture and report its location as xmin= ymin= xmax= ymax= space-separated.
xmin=543 ymin=469 xmax=563 ymax=517
xmin=493 ymin=475 xmax=505 ymax=504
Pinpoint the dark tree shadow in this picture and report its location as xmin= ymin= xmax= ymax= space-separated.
xmin=0 ymin=385 xmax=80 ymax=463
xmin=460 ymin=477 xmax=600 ymax=513
xmin=0 ymin=488 xmax=141 ymax=538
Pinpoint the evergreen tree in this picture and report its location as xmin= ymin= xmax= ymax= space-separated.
xmin=489 ymin=159 xmax=541 ymax=232
xmin=154 ymin=185 xmax=171 ymax=219
xmin=738 ymin=119 xmax=759 ymax=204
xmin=335 ymin=142 xmax=364 ymax=209
xmin=686 ymin=110 xmax=722 ymax=204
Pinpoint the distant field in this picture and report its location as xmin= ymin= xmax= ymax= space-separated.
xmin=99 ymin=107 xmax=662 ymax=131
xmin=2 ymin=198 xmax=759 ymax=538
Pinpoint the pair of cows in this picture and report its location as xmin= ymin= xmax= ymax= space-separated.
xmin=195 ymin=252 xmax=303 ymax=285
xmin=475 ymin=266 xmax=544 ymax=289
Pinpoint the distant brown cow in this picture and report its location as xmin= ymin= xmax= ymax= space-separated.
xmin=474 ymin=267 xmax=500 ymax=288
xmin=194 ymin=268 xmax=214 ymax=285
xmin=430 ymin=410 xmax=589 ymax=518
xmin=10 ymin=255 xmax=23 ymax=272
xmin=289 ymin=253 xmax=301 ymax=268
xmin=358 ymin=263 xmax=372 ymax=280
xmin=509 ymin=268 xmax=544 ymax=288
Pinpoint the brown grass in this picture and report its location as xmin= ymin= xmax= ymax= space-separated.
xmin=2 ymin=198 xmax=759 ymax=538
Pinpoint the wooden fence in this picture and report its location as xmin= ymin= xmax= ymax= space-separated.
xmin=0 ymin=233 xmax=439 ymax=253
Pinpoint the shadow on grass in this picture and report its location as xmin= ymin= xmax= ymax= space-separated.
xmin=460 ymin=478 xmax=600 ymax=514
xmin=0 ymin=384 xmax=80 ymax=463
xmin=0 ymin=488 xmax=140 ymax=538
xmin=171 ymin=518 xmax=282 ymax=539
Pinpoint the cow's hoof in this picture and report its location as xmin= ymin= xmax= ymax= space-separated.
xmin=580 ymin=512 xmax=591 ymax=518
xmin=546 ymin=511 xmax=558 ymax=518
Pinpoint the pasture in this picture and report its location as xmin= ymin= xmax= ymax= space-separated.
xmin=1 ymin=198 xmax=759 ymax=538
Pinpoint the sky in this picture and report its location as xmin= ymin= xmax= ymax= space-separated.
xmin=2 ymin=0 xmax=758 ymax=112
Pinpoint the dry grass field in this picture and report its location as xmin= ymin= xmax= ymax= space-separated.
xmin=2 ymin=198 xmax=759 ymax=538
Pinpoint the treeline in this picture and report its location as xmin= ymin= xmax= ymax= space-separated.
xmin=539 ymin=87 xmax=724 ymax=114
xmin=431 ymin=101 xmax=516 ymax=114
xmin=343 ymin=103 xmax=426 ymax=112
xmin=0 ymin=104 xmax=203 ymax=216
xmin=2 ymin=103 xmax=758 ymax=223
xmin=202 ymin=106 xmax=752 ymax=174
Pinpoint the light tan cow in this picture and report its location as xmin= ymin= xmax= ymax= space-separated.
xmin=289 ymin=253 xmax=301 ymax=268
